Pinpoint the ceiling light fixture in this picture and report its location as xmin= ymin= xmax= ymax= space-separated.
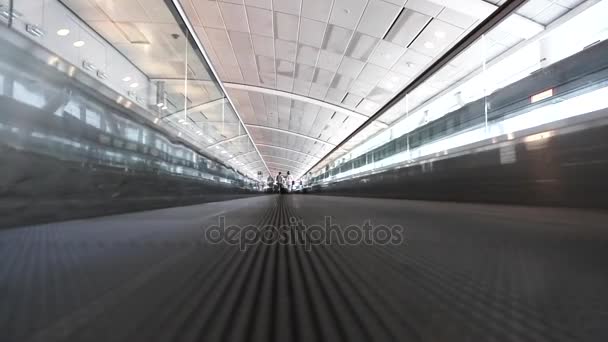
xmin=73 ymin=40 xmax=85 ymax=48
xmin=129 ymin=82 xmax=139 ymax=88
xmin=57 ymin=28 xmax=70 ymax=36
xmin=122 ymin=76 xmax=132 ymax=82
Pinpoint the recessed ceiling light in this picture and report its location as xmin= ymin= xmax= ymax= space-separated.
xmin=343 ymin=8 xmax=351 ymax=14
xmin=208 ymin=139 xmax=214 ymax=143
xmin=129 ymin=82 xmax=139 ymax=88
xmin=424 ymin=41 xmax=435 ymax=49
xmin=57 ymin=29 xmax=70 ymax=36
xmin=221 ymin=150 xmax=227 ymax=154
xmin=122 ymin=76 xmax=132 ymax=82
xmin=73 ymin=40 xmax=85 ymax=48
xmin=435 ymin=31 xmax=446 ymax=39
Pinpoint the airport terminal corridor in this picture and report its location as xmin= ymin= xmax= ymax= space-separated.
xmin=2 ymin=195 xmax=608 ymax=342
xmin=3 ymin=0 xmax=608 ymax=340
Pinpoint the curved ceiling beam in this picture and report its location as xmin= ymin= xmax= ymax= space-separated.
xmin=227 ymin=150 xmax=257 ymax=161
xmin=225 ymin=82 xmax=389 ymax=128
xmin=206 ymin=134 xmax=248 ymax=148
xmin=246 ymin=124 xmax=336 ymax=147
xmin=261 ymin=155 xmax=309 ymax=166
xmin=265 ymin=161 xmax=308 ymax=172
xmin=256 ymin=144 xmax=321 ymax=160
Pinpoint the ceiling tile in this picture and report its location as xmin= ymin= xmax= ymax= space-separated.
xmin=296 ymin=44 xmax=320 ymax=66
xmin=404 ymin=0 xmax=444 ymax=17
xmin=312 ymin=68 xmax=335 ymax=86
xmin=295 ymin=64 xmax=315 ymax=82
xmin=357 ymin=63 xmax=389 ymax=85
xmin=349 ymin=79 xmax=375 ymax=98
xmin=377 ymin=71 xmax=409 ymax=92
xmin=392 ymin=48 xmax=433 ymax=76
xmin=275 ymin=39 xmax=297 ymax=60
xmin=245 ymin=0 xmax=272 ymax=10
xmin=357 ymin=98 xmax=380 ymax=114
xmin=302 ymin=0 xmax=333 ymax=22
xmin=247 ymin=6 xmax=274 ymax=37
xmin=357 ymin=0 xmax=402 ymax=38
xmin=273 ymin=0 xmax=301 ymax=16
xmin=322 ymin=24 xmax=353 ymax=54
xmin=437 ymin=7 xmax=478 ymax=29
xmin=409 ymin=19 xmax=464 ymax=58
xmin=331 ymin=74 xmax=354 ymax=90
xmin=325 ymin=87 xmax=347 ymax=103
xmin=330 ymin=0 xmax=368 ymax=30
xmin=192 ymin=1 xmax=225 ymax=29
xmin=299 ymin=18 xmax=327 ymax=48
xmin=276 ymin=59 xmax=295 ymax=76
xmin=337 ymin=56 xmax=366 ymax=77
xmin=275 ymin=12 xmax=299 ymax=41
xmin=256 ymin=55 xmax=275 ymax=74
xmin=317 ymin=50 xmax=343 ymax=71
xmin=309 ymin=83 xmax=329 ymax=99
xmin=252 ymin=34 xmax=275 ymax=57
xmin=341 ymin=93 xmax=363 ymax=107
xmin=367 ymin=87 xmax=393 ymax=103
xmin=368 ymin=40 xmax=406 ymax=69
xmin=345 ymin=32 xmax=379 ymax=60
xmin=385 ymin=9 xmax=431 ymax=48
xmin=219 ymin=2 xmax=249 ymax=33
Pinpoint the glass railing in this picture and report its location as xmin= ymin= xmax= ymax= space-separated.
xmin=310 ymin=0 xmax=608 ymax=185
xmin=2 ymin=0 xmax=265 ymax=182
xmin=0 ymin=0 xmax=261 ymax=189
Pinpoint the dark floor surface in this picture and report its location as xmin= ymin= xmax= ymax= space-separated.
xmin=1 ymin=195 xmax=608 ymax=342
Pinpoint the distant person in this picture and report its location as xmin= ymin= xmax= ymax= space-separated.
xmin=286 ymin=171 xmax=294 ymax=191
xmin=276 ymin=172 xmax=284 ymax=192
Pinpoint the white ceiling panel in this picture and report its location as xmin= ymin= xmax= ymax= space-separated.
xmin=299 ymin=18 xmax=327 ymax=48
xmin=322 ymin=24 xmax=352 ymax=54
xmin=245 ymin=0 xmax=272 ymax=10
xmin=302 ymin=0 xmax=333 ymax=22
xmin=385 ymin=9 xmax=431 ymax=48
xmin=296 ymin=44 xmax=320 ymax=66
xmin=252 ymin=34 xmax=275 ymax=57
xmin=313 ymin=68 xmax=335 ymax=86
xmin=317 ymin=50 xmax=343 ymax=71
xmin=219 ymin=2 xmax=250 ymax=33
xmin=275 ymin=39 xmax=298 ymax=60
xmin=247 ymin=6 xmax=274 ymax=37
xmin=368 ymin=40 xmax=406 ymax=69
xmin=357 ymin=63 xmax=389 ymax=85
xmin=356 ymin=0 xmax=402 ymax=38
xmin=274 ymin=12 xmax=300 ymax=41
xmin=337 ymin=56 xmax=366 ymax=78
xmin=404 ymin=0 xmax=443 ymax=17
xmin=345 ymin=32 xmax=379 ymax=60
xmin=273 ymin=0 xmax=302 ymax=16
xmin=329 ymin=0 xmax=368 ymax=29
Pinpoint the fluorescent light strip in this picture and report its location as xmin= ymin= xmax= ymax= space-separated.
xmin=170 ymin=0 xmax=270 ymax=176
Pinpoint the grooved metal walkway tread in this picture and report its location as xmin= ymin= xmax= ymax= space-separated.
xmin=1 ymin=195 xmax=608 ymax=342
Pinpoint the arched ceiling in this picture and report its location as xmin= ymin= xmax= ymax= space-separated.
xmin=60 ymin=0 xmax=577 ymax=179
xmin=176 ymin=0 xmax=531 ymax=178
